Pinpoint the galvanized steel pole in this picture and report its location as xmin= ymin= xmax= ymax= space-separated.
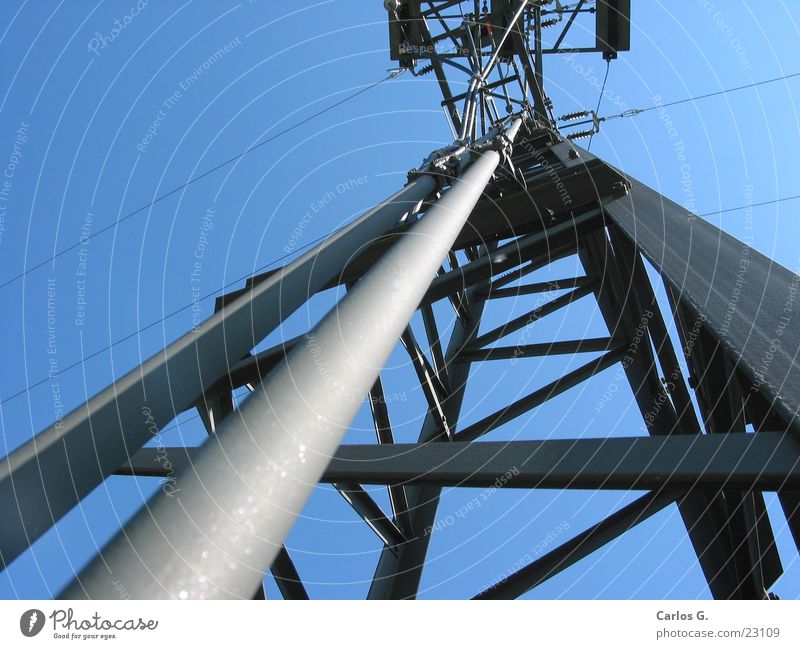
xmin=0 ymin=175 xmax=436 ymax=569
xmin=62 ymin=118 xmax=523 ymax=600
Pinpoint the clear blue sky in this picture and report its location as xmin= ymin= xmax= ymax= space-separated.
xmin=0 ymin=0 xmax=798 ymax=599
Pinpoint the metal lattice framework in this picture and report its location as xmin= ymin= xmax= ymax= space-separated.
xmin=1 ymin=1 xmax=799 ymax=599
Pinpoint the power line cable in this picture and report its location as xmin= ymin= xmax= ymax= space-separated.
xmin=6 ymin=71 xmax=800 ymax=404
xmin=5 ymin=192 xmax=800 ymax=405
xmin=699 ymin=193 xmax=800 ymax=217
xmin=587 ymin=59 xmax=610 ymax=150
xmin=0 ymin=71 xmax=401 ymax=293
xmin=600 ymin=70 xmax=800 ymax=122
xmin=0 ymin=223 xmax=348 ymax=405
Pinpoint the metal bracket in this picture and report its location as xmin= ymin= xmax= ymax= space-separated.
xmin=407 ymin=143 xmax=465 ymax=187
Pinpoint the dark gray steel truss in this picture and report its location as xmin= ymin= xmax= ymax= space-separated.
xmin=0 ymin=2 xmax=797 ymax=600
xmin=108 ymin=126 xmax=799 ymax=599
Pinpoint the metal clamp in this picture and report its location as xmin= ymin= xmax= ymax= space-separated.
xmin=471 ymin=123 xmax=517 ymax=170
xmin=407 ymin=144 xmax=466 ymax=187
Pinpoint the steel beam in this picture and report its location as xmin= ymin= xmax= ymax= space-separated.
xmin=602 ymin=172 xmax=800 ymax=432
xmin=270 ymin=546 xmax=308 ymax=600
xmin=667 ymin=291 xmax=782 ymax=599
xmin=421 ymin=303 xmax=448 ymax=389
xmin=0 ymin=176 xmax=436 ymax=569
xmin=479 ymin=276 xmax=592 ymax=300
xmin=598 ymin=168 xmax=790 ymax=598
xmin=481 ymin=0 xmax=529 ymax=80
xmin=326 ymin=433 xmax=800 ymax=490
xmin=446 ymin=75 xmax=520 ymax=105
xmin=119 ymin=433 xmax=800 ymax=492
xmin=400 ymin=328 xmax=451 ymax=438
xmin=455 ymin=345 xmax=627 ymax=442
xmin=421 ymin=0 xmax=463 ymax=18
xmin=580 ymin=228 xmax=677 ymax=437
xmin=60 ymin=118 xmax=522 ymax=600
xmin=368 ymin=255 xmax=492 ymax=599
xmin=368 ymin=377 xmax=411 ymax=532
xmin=608 ymin=228 xmax=701 ymax=437
xmin=458 ymin=337 xmax=616 ymax=361
xmin=480 ymin=260 xmax=547 ymax=293
xmin=581 ymin=222 xmax=773 ymax=598
xmin=334 ymin=483 xmax=407 ymax=548
xmin=780 ymin=491 xmax=800 ymax=552
xmin=473 ymin=490 xmax=677 ymax=599
xmin=552 ymin=0 xmax=586 ymax=50
xmin=417 ymin=10 xmax=463 ymax=132
xmin=468 ymin=282 xmax=596 ymax=349
xmin=202 ymin=335 xmax=302 ymax=401
xmin=424 ymin=209 xmax=602 ymax=303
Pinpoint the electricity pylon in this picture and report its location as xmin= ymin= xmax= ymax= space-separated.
xmin=1 ymin=1 xmax=798 ymax=600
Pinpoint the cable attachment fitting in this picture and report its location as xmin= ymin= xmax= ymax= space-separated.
xmin=407 ymin=144 xmax=465 ymax=187
xmin=495 ymin=129 xmax=516 ymax=160
xmin=558 ymin=109 xmax=601 ymax=140
xmin=470 ymin=124 xmax=517 ymax=175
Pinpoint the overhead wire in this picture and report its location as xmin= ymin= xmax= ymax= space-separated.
xmin=699 ymin=194 xmax=800 ymax=217
xmin=599 ymin=70 xmax=800 ymax=123
xmin=6 ymin=70 xmax=800 ymax=404
xmin=587 ymin=59 xmax=610 ymax=150
xmin=6 ymin=191 xmax=799 ymax=405
xmin=0 ymin=222 xmax=351 ymax=405
xmin=0 ymin=70 xmax=402 ymax=292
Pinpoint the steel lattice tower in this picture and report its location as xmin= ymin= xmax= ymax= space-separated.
xmin=1 ymin=1 xmax=799 ymax=600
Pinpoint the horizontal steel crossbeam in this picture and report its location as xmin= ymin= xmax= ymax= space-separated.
xmin=458 ymin=337 xmax=617 ymax=362
xmin=119 ymin=433 xmax=800 ymax=491
xmin=454 ymin=345 xmax=627 ymax=441
xmin=468 ymin=282 xmax=597 ymax=349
